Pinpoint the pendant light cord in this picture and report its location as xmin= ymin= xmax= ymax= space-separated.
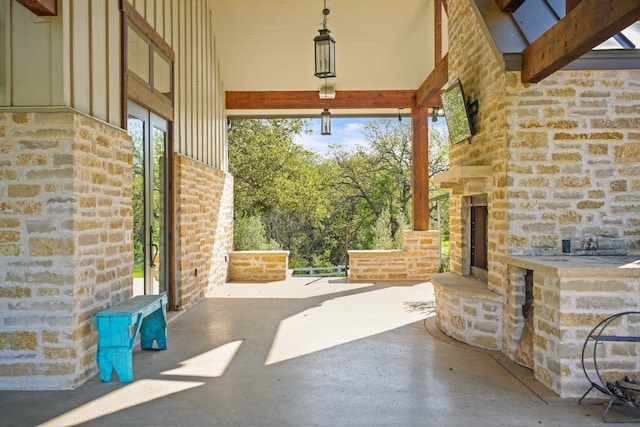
xmin=322 ymin=0 xmax=330 ymax=29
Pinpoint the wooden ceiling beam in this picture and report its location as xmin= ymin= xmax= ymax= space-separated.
xmin=416 ymin=53 xmax=448 ymax=106
xmin=494 ymin=0 xmax=525 ymax=13
xmin=16 ymin=0 xmax=56 ymax=16
xmin=565 ymin=0 xmax=582 ymax=13
xmin=226 ymin=90 xmax=417 ymax=110
xmin=522 ymin=0 xmax=640 ymax=83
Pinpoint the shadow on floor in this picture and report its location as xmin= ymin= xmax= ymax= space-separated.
xmin=0 ymin=279 xmax=624 ymax=426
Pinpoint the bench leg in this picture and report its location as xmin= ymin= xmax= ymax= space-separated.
xmin=97 ymin=348 xmax=133 ymax=383
xmin=140 ymin=308 xmax=167 ymax=350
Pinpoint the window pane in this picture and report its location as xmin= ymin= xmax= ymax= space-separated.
xmin=128 ymin=26 xmax=149 ymax=83
xmin=153 ymin=50 xmax=171 ymax=98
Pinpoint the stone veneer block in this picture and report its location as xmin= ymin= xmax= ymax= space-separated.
xmin=0 ymin=110 xmax=132 ymax=389
xmin=441 ymin=0 xmax=640 ymax=399
xmin=506 ymin=255 xmax=640 ymax=397
xmin=228 ymin=251 xmax=290 ymax=282
xmin=174 ymin=154 xmax=234 ymax=309
xmin=348 ymin=230 xmax=440 ymax=282
xmin=432 ymin=272 xmax=503 ymax=351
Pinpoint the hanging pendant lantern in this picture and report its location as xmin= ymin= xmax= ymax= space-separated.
xmin=321 ymin=108 xmax=331 ymax=135
xmin=314 ymin=2 xmax=336 ymax=78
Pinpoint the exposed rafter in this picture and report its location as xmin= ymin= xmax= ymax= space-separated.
xmin=435 ymin=0 xmax=443 ymax=61
xmin=522 ymin=0 xmax=640 ymax=83
xmin=16 ymin=0 xmax=56 ymax=16
xmin=565 ymin=0 xmax=583 ymax=13
xmin=226 ymin=90 xmax=416 ymax=110
xmin=417 ymin=54 xmax=448 ymax=106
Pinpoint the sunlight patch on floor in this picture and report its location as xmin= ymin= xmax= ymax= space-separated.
xmin=265 ymin=283 xmax=436 ymax=365
xmin=208 ymin=277 xmax=374 ymax=299
xmin=161 ymin=340 xmax=243 ymax=377
xmin=36 ymin=379 xmax=204 ymax=427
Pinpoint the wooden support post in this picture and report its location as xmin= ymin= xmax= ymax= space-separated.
xmin=412 ymin=104 xmax=429 ymax=231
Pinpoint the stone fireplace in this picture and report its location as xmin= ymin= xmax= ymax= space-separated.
xmin=433 ymin=0 xmax=640 ymax=399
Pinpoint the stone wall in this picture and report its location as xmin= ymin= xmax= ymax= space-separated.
xmin=445 ymin=0 xmax=509 ymax=295
xmin=441 ymin=0 xmax=640 ymax=398
xmin=227 ymin=251 xmax=290 ymax=282
xmin=174 ymin=154 xmax=233 ymax=309
xmin=432 ymin=272 xmax=502 ymax=350
xmin=348 ymin=230 xmax=440 ymax=281
xmin=505 ymin=70 xmax=640 ymax=256
xmin=0 ymin=110 xmax=132 ymax=389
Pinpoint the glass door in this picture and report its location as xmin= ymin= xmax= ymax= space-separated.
xmin=128 ymin=101 xmax=169 ymax=296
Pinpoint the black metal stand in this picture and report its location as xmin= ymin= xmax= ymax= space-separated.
xmin=579 ymin=311 xmax=640 ymax=423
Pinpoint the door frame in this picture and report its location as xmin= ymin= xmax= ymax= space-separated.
xmin=122 ymin=0 xmax=176 ymax=310
xmin=128 ymin=101 xmax=173 ymax=298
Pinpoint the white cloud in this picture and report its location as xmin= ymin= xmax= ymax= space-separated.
xmin=295 ymin=117 xmax=450 ymax=156
xmin=295 ymin=118 xmax=372 ymax=156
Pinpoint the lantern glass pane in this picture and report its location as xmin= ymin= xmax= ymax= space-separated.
xmin=321 ymin=111 xmax=331 ymax=135
xmin=314 ymin=31 xmax=336 ymax=78
xmin=315 ymin=40 xmax=329 ymax=75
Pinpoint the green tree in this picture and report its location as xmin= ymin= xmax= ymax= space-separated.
xmin=229 ymin=119 xmax=328 ymax=218
xmin=328 ymin=118 xmax=412 ymax=249
xmin=228 ymin=119 xmax=330 ymax=264
xmin=227 ymin=117 xmax=450 ymax=268
xmin=234 ymin=216 xmax=281 ymax=251
xmin=428 ymin=126 xmax=450 ymax=180
xmin=370 ymin=208 xmax=394 ymax=249
xmin=429 ymin=125 xmax=451 ymax=271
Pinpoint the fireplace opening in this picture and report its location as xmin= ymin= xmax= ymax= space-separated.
xmin=470 ymin=205 xmax=487 ymax=269
xmin=469 ymin=195 xmax=488 ymax=280
xmin=523 ymin=269 xmax=533 ymax=319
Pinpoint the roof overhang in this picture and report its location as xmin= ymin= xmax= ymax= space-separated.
xmin=212 ymin=0 xmax=446 ymax=117
xmin=471 ymin=0 xmax=640 ymax=82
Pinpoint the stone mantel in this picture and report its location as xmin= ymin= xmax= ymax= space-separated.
xmin=433 ymin=165 xmax=492 ymax=195
xmin=506 ymin=255 xmax=640 ymax=277
xmin=432 ymin=165 xmax=492 ymax=186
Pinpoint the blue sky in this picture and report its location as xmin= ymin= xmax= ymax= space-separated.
xmin=294 ymin=117 xmax=372 ymax=156
xmin=294 ymin=116 xmax=448 ymax=156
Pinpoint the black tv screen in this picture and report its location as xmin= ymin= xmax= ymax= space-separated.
xmin=441 ymin=79 xmax=473 ymax=144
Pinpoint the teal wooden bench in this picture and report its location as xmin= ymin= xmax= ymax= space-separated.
xmin=94 ymin=294 xmax=168 ymax=382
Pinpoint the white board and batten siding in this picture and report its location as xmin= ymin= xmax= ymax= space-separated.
xmin=129 ymin=0 xmax=227 ymax=171
xmin=1 ymin=0 xmax=226 ymax=171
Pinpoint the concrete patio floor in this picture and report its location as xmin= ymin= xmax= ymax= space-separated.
xmin=0 ymin=278 xmax=634 ymax=426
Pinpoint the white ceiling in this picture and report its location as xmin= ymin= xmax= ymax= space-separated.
xmin=211 ymin=0 xmax=445 ymax=116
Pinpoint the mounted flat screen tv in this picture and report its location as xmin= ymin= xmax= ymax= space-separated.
xmin=441 ymin=79 xmax=474 ymax=144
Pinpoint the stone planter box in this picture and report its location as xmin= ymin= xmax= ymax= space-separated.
xmin=348 ymin=230 xmax=441 ymax=282
xmin=227 ymin=251 xmax=290 ymax=282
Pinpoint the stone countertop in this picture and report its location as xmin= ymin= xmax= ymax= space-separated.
xmin=505 ymin=255 xmax=640 ymax=277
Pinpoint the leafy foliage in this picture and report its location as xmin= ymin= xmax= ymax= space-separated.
xmin=234 ymin=216 xmax=281 ymax=251
xmin=370 ymin=208 xmax=394 ymax=250
xmin=229 ymin=119 xmax=330 ymax=221
xmin=228 ymin=117 xmax=449 ymax=268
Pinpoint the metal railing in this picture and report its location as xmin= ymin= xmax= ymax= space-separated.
xmin=291 ymin=265 xmax=347 ymax=277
